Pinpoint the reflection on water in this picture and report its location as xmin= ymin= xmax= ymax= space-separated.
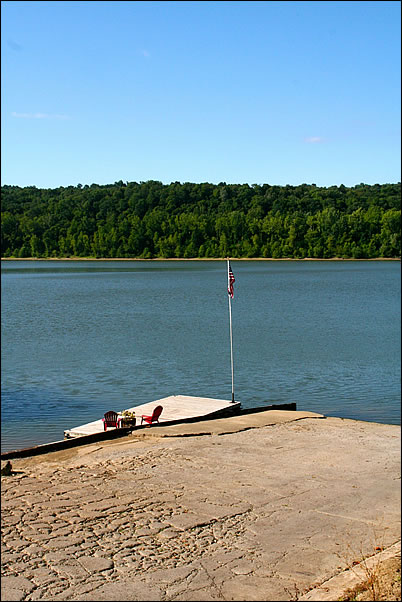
xmin=1 ymin=260 xmax=400 ymax=452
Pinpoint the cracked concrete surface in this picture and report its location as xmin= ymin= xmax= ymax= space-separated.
xmin=1 ymin=413 xmax=400 ymax=601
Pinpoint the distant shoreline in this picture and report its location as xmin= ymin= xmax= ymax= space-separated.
xmin=1 ymin=256 xmax=400 ymax=262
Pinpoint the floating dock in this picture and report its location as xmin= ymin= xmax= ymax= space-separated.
xmin=64 ymin=395 xmax=241 ymax=439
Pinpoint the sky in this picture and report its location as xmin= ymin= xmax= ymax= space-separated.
xmin=1 ymin=0 xmax=401 ymax=189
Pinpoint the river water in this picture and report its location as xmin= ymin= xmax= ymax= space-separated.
xmin=1 ymin=260 xmax=400 ymax=452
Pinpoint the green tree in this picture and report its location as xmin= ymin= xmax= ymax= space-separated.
xmin=1 ymin=181 xmax=400 ymax=259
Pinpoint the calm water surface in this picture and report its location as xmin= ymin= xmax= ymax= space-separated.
xmin=1 ymin=260 xmax=400 ymax=452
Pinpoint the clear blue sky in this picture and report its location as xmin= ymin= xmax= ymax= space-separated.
xmin=1 ymin=0 xmax=400 ymax=189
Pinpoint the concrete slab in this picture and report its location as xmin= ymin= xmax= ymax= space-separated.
xmin=2 ymin=416 xmax=400 ymax=602
xmin=131 ymin=409 xmax=324 ymax=437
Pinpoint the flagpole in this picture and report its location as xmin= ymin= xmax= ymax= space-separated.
xmin=227 ymin=259 xmax=235 ymax=403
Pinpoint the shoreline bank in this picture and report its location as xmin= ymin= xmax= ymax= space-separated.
xmin=1 ymin=415 xmax=400 ymax=601
xmin=2 ymin=256 xmax=401 ymax=262
xmin=2 ymin=405 xmax=401 ymax=458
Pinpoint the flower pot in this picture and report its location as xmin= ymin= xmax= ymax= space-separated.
xmin=121 ymin=418 xmax=136 ymax=429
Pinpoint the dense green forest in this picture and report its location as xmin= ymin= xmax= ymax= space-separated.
xmin=1 ymin=181 xmax=400 ymax=259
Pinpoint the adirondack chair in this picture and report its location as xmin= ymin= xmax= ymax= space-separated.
xmin=141 ymin=405 xmax=163 ymax=426
xmin=102 ymin=411 xmax=119 ymax=431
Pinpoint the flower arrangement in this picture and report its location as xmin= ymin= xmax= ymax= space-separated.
xmin=121 ymin=410 xmax=136 ymax=420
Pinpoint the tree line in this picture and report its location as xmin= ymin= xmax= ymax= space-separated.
xmin=1 ymin=180 xmax=400 ymax=259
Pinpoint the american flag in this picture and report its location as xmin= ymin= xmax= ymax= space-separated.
xmin=228 ymin=261 xmax=235 ymax=298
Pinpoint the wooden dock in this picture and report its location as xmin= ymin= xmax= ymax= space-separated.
xmin=64 ymin=395 xmax=241 ymax=439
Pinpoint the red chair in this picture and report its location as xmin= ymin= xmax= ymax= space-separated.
xmin=141 ymin=405 xmax=163 ymax=426
xmin=102 ymin=411 xmax=119 ymax=431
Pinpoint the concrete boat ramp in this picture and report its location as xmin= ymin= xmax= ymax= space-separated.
xmin=64 ymin=395 xmax=241 ymax=439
